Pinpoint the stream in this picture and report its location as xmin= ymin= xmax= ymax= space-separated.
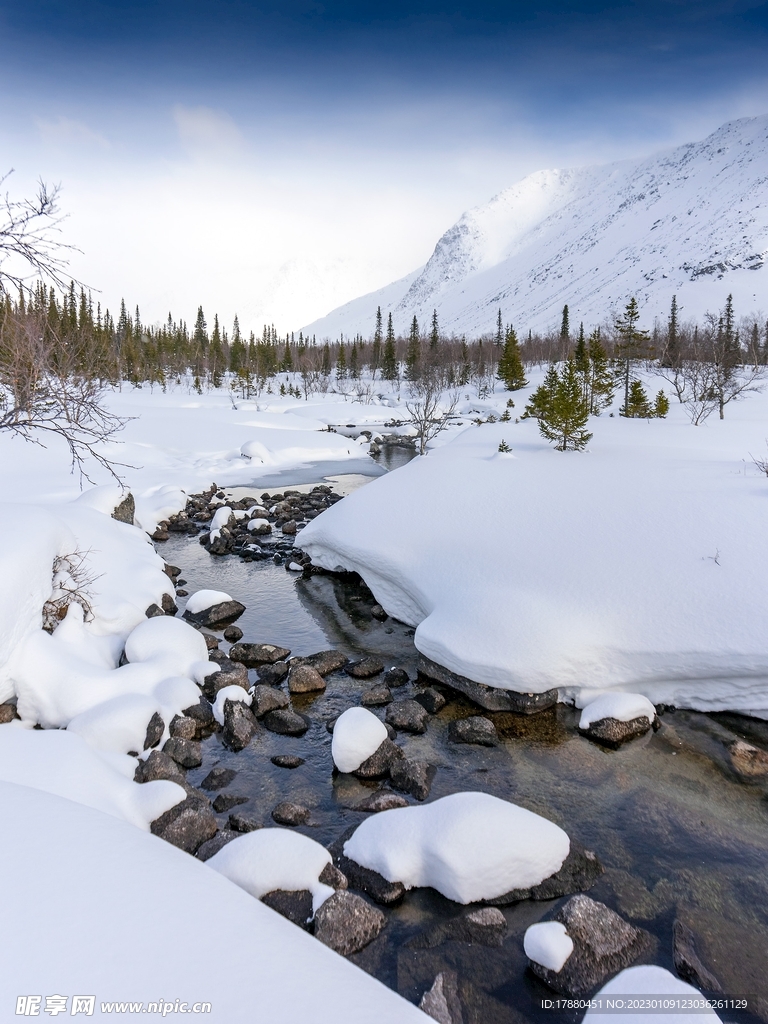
xmin=160 ymin=452 xmax=768 ymax=1024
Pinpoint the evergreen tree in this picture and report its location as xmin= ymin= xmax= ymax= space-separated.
xmin=405 ymin=315 xmax=420 ymax=381
xmin=525 ymin=361 xmax=592 ymax=451
xmin=662 ymin=295 xmax=680 ymax=367
xmin=653 ymin=390 xmax=670 ymax=418
xmin=497 ymin=326 xmax=528 ymax=390
xmin=495 ymin=308 xmax=503 ymax=348
xmin=349 ymin=340 xmax=360 ymax=379
xmin=382 ymin=313 xmax=398 ymax=381
xmin=336 ymin=341 xmax=347 ymax=380
xmin=587 ymin=328 xmax=614 ymax=414
xmin=229 ymin=315 xmax=246 ymax=374
xmin=209 ymin=314 xmax=225 ymax=387
xmin=321 ymin=342 xmax=332 ymax=378
xmin=573 ymin=323 xmax=589 ymax=404
xmin=621 ymin=379 xmax=652 ymax=417
xmin=560 ymin=304 xmax=570 ymax=356
xmin=371 ymin=306 xmax=383 ymax=376
xmin=614 ymin=297 xmax=649 ymax=413
xmin=429 ymin=309 xmax=439 ymax=350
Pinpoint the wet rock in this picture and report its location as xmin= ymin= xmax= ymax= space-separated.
xmin=353 ymin=738 xmax=404 ymax=780
xmin=355 ymin=791 xmax=410 ymax=813
xmin=134 ymin=749 xmax=186 ymax=786
xmin=200 ymin=766 xmax=237 ymax=791
xmin=251 ymin=684 xmax=290 ymax=717
xmin=222 ymin=700 xmax=259 ymax=751
xmin=144 ymin=603 xmax=165 ymax=618
xmin=335 ymin=840 xmax=406 ymax=905
xmin=183 ymin=598 xmax=246 ymax=628
xmin=383 ymin=667 xmax=409 ymax=688
xmin=271 ymin=754 xmax=305 ymax=769
xmin=112 ymin=492 xmax=135 ymax=525
xmin=223 ymin=625 xmax=243 ymax=642
xmin=0 ymin=702 xmax=20 ymax=724
xmin=487 ymin=841 xmax=603 ymax=904
xmin=386 ymin=699 xmax=430 ymax=734
xmin=229 ymin=642 xmax=291 ymax=666
xmin=151 ymin=525 xmax=169 ymax=542
xmin=143 ymin=711 xmax=164 ymax=749
xmin=212 ymin=793 xmax=248 ymax=814
xmin=202 ymin=658 xmax=249 ymax=700
xmin=164 ymin=736 xmax=203 ymax=769
xmin=163 ymin=562 xmax=181 ymax=581
xmin=182 ymin=697 xmax=215 ymax=732
xmin=346 ymin=657 xmax=385 ymax=679
xmin=168 ymin=715 xmax=198 ymax=741
xmin=263 ymin=708 xmax=311 ymax=736
xmin=673 ymin=919 xmax=723 ymax=993
xmin=389 ymin=757 xmax=436 ymax=801
xmin=257 ymin=661 xmax=289 ymax=685
xmin=580 ymin=715 xmax=655 ymax=748
xmin=281 ymin=520 xmax=298 ymax=535
xmin=161 ymin=593 xmax=178 ymax=616
xmin=229 ymin=809 xmax=262 ymax=833
xmin=196 ymin=829 xmax=239 ymax=861
xmin=370 ymin=603 xmax=388 ymax=621
xmin=415 ymin=688 xmax=446 ymax=714
xmin=410 ymin=907 xmax=508 ymax=950
xmin=314 ymin=891 xmax=386 ymax=955
xmin=150 ymin=792 xmax=218 ymax=855
xmin=360 ymin=685 xmax=393 ymax=706
xmin=291 ymin=650 xmax=348 ymax=676
xmin=318 ymin=862 xmax=348 ymax=890
xmin=528 ymin=894 xmax=652 ymax=996
xmin=203 ymin=633 xmax=220 ymax=651
xmin=271 ymin=801 xmax=310 ymax=826
xmin=448 ymin=716 xmax=498 ymax=747
xmin=262 ymin=889 xmax=313 ymax=929
xmin=418 ymin=653 xmax=557 ymax=714
xmin=419 ymin=970 xmax=464 ymax=1024
xmin=288 ymin=665 xmax=327 ymax=694
xmin=728 ymin=739 xmax=768 ymax=777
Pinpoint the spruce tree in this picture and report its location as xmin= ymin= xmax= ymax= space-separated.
xmin=495 ymin=308 xmax=503 ymax=348
xmin=349 ymin=340 xmax=359 ymax=379
xmin=663 ymin=295 xmax=680 ymax=367
xmin=209 ymin=314 xmax=225 ymax=387
xmin=382 ymin=313 xmax=398 ymax=381
xmin=560 ymin=304 xmax=570 ymax=357
xmin=653 ymin=390 xmax=670 ymax=418
xmin=621 ymin=379 xmax=652 ymax=417
xmin=587 ymin=328 xmax=614 ymax=414
xmin=525 ymin=361 xmax=592 ymax=451
xmin=371 ymin=306 xmax=383 ymax=376
xmin=405 ymin=315 xmax=420 ymax=381
xmin=497 ymin=326 xmax=528 ymax=390
xmin=615 ymin=297 xmax=649 ymax=414
xmin=429 ymin=309 xmax=439 ymax=350
xmin=336 ymin=341 xmax=347 ymax=380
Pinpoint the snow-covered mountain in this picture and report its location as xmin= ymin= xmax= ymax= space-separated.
xmin=302 ymin=115 xmax=768 ymax=338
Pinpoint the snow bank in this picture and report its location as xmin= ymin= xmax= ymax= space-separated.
xmin=134 ymin=483 xmax=187 ymax=533
xmin=343 ymin=791 xmax=570 ymax=903
xmin=0 ymin=728 xmax=183 ymax=829
xmin=579 ymin=692 xmax=657 ymax=729
xmin=0 ymin=781 xmax=427 ymax=1023
xmin=208 ymin=829 xmax=335 ymax=913
xmin=209 ymin=507 xmax=233 ymax=540
xmin=584 ymin=966 xmax=721 ymax=1024
xmin=523 ymin=921 xmax=573 ymax=973
xmin=185 ymin=588 xmax=234 ymax=614
xmin=212 ymin=684 xmax=252 ymax=725
xmin=332 ymin=706 xmax=389 ymax=773
xmin=298 ymin=390 xmax=768 ymax=718
xmin=67 ymin=693 xmax=162 ymax=754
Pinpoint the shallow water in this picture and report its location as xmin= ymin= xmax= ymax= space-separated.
xmin=161 ymin=469 xmax=768 ymax=1023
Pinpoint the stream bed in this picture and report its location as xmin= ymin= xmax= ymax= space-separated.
xmin=159 ymin=465 xmax=768 ymax=1024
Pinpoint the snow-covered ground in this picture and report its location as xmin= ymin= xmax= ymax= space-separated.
xmin=299 ymin=370 xmax=768 ymax=718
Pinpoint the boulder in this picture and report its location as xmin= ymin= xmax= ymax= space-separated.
xmin=168 ymin=715 xmax=198 ymax=741
xmin=262 ymin=889 xmax=313 ymax=928
xmin=182 ymin=697 xmax=216 ymax=733
xmin=389 ymin=757 xmax=436 ymax=801
xmin=419 ymin=971 xmax=464 ymax=1024
xmin=414 ymin=688 xmax=446 ymax=714
xmin=355 ymin=791 xmax=410 ymax=813
xmin=223 ymin=625 xmax=243 ymax=642
xmin=288 ymin=665 xmax=327 ymax=694
xmin=360 ymin=685 xmax=393 ymax=706
xmin=251 ymin=684 xmax=290 ymax=717
xmin=353 ymin=738 xmax=404 ymax=780
xmin=143 ymin=711 xmax=165 ymax=749
xmin=271 ymin=801 xmax=310 ymax=826
xmin=111 ymin=492 xmax=135 ymax=525
xmin=262 ymin=708 xmax=311 ymax=736
xmin=196 ymin=829 xmax=239 ymax=861
xmin=383 ymin=667 xmax=409 ymax=687
xmin=0 ymin=703 xmax=20 ymax=724
xmin=281 ymin=520 xmax=298 ymax=536
xmin=228 ymin=809 xmax=262 ymax=833
xmin=486 ymin=841 xmax=603 ymax=905
xmin=448 ymin=716 xmax=498 ymax=747
xmin=202 ymin=659 xmax=249 ymax=701
xmin=163 ymin=736 xmax=203 ymax=769
xmin=313 ymin=891 xmax=386 ymax=955
xmin=418 ymin=653 xmax=557 ymax=714
xmin=200 ymin=766 xmax=237 ymax=791
xmin=229 ymin=642 xmax=291 ymax=666
xmin=183 ymin=599 xmax=246 ymax=628
xmin=528 ymin=895 xmax=652 ymax=996
xmin=410 ymin=907 xmax=508 ymax=950
xmin=271 ymin=754 xmax=305 ymax=769
xmin=386 ymin=699 xmax=430 ymax=734
xmin=318 ymin=863 xmax=348 ymax=890
xmin=150 ymin=792 xmax=218 ymax=855
xmin=257 ymin=661 xmax=289 ymax=685
xmin=144 ymin=603 xmax=165 ymax=618
xmin=370 ymin=603 xmax=388 ymax=621
xmin=134 ymin=749 xmax=186 ymax=786
xmin=673 ymin=919 xmax=723 ymax=993
xmin=161 ymin=593 xmax=178 ymax=616
xmin=212 ymin=793 xmax=247 ymax=813
xmin=345 ymin=657 xmax=385 ymax=679
xmin=334 ymin=835 xmax=406 ymax=905
xmin=728 ymin=739 xmax=768 ymax=777
xmin=580 ymin=716 xmax=654 ymax=748
xmin=290 ymin=650 xmax=348 ymax=676
xmin=222 ymin=700 xmax=259 ymax=752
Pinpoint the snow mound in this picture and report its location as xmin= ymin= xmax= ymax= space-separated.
xmin=124 ymin=613 xmax=208 ymax=668
xmin=184 ymin=589 xmax=234 ymax=615
xmin=579 ymin=692 xmax=657 ymax=730
xmin=134 ymin=484 xmax=187 ymax=533
xmin=241 ymin=439 xmax=272 ymax=463
xmin=67 ymin=693 xmax=162 ymax=754
xmin=208 ymin=508 xmax=232 ymax=540
xmin=585 ymin=965 xmax=721 ymax=1024
xmin=343 ymin=791 xmax=570 ymax=904
xmin=208 ymin=828 xmax=334 ymax=913
xmin=247 ymin=517 xmax=270 ymax=531
xmin=212 ymin=685 xmax=252 ymax=725
xmin=524 ymin=921 xmax=573 ymax=973
xmin=0 ymin=727 xmax=183 ymax=829
xmin=332 ymin=706 xmax=389 ymax=773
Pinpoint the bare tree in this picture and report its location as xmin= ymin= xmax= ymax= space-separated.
xmin=405 ymin=369 xmax=459 ymax=455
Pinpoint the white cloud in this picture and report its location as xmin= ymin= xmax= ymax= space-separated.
xmin=35 ymin=116 xmax=110 ymax=151
xmin=172 ymin=105 xmax=245 ymax=158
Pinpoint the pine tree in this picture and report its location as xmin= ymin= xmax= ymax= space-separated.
xmin=429 ymin=309 xmax=439 ymax=350
xmin=497 ymin=326 xmax=528 ymax=390
xmin=209 ymin=314 xmax=225 ymax=387
xmin=382 ymin=313 xmax=398 ymax=381
xmin=336 ymin=341 xmax=347 ymax=380
xmin=621 ymin=379 xmax=652 ymax=417
xmin=653 ymin=390 xmax=670 ymax=418
xmin=371 ymin=306 xmax=383 ymax=376
xmin=525 ymin=361 xmax=592 ymax=451
xmin=405 ymin=315 xmax=420 ymax=381
xmin=615 ymin=297 xmax=649 ymax=414
xmin=560 ymin=304 xmax=570 ymax=357
xmin=495 ymin=308 xmax=503 ymax=348
xmin=663 ymin=295 xmax=680 ymax=367
xmin=587 ymin=328 xmax=614 ymax=414
xmin=349 ymin=340 xmax=360 ymax=379
xmin=573 ymin=323 xmax=589 ymax=404
xmin=321 ymin=342 xmax=332 ymax=378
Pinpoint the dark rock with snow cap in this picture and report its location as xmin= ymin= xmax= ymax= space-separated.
xmin=332 ymin=828 xmax=406 ymax=905
xmin=183 ymin=598 xmax=246 ymax=628
xmin=229 ymin=642 xmax=291 ymax=666
xmin=580 ymin=715 xmax=655 ymax=748
xmin=182 ymin=697 xmax=215 ymax=732
xmin=134 ymin=749 xmax=186 ymax=786
xmin=448 ymin=716 xmax=498 ymax=747
xmin=487 ymin=841 xmax=603 ymax=905
xmin=201 ymin=658 xmax=249 ymax=701
xmin=528 ymin=894 xmax=652 ymax=996
xmin=221 ymin=700 xmax=259 ymax=752
xmin=143 ymin=711 xmax=164 ymax=749
xmin=418 ymin=654 xmax=557 ymax=714
xmin=314 ymin=891 xmax=386 ymax=955
xmin=111 ymin=492 xmax=135 ymax=525
xmin=386 ymin=699 xmax=430 ymax=734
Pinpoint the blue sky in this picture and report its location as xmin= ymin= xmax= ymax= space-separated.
xmin=1 ymin=0 xmax=766 ymax=331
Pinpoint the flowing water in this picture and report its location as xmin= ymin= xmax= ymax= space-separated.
xmin=160 ymin=454 xmax=768 ymax=1024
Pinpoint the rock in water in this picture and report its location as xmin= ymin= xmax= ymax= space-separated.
xmin=202 ymin=659 xmax=249 ymax=701
xmin=354 ymin=738 xmax=404 ymax=780
xmin=580 ymin=715 xmax=654 ymax=748
xmin=271 ymin=754 xmax=305 ymax=769
xmin=262 ymin=889 xmax=313 ymax=929
xmin=527 ymin=895 xmax=652 ymax=996
xmin=200 ymin=766 xmax=237 ymax=791
xmin=313 ymin=891 xmax=386 ymax=955
xmin=386 ymin=699 xmax=430 ymax=734
xmin=288 ymin=665 xmax=327 ymax=694
xmin=418 ymin=654 xmax=557 ymax=714
xmin=222 ymin=700 xmax=259 ymax=751
xmin=673 ymin=919 xmax=723 ymax=993
xmin=163 ymin=736 xmax=203 ymax=769
xmin=728 ymin=739 xmax=768 ymax=776
xmin=229 ymin=642 xmax=291 ymax=666
xmin=251 ymin=685 xmax=290 ymax=717
xmin=345 ymin=657 xmax=385 ymax=679
xmin=290 ymin=650 xmax=348 ymax=676
xmin=419 ymin=971 xmax=464 ymax=1024
xmin=360 ymin=685 xmax=393 ymax=706
xmin=271 ymin=802 xmax=310 ymax=826
xmin=183 ymin=599 xmax=246 ymax=628
xmin=389 ymin=757 xmax=436 ymax=801
xmin=448 ymin=716 xmax=497 ymax=746
xmin=150 ymin=793 xmax=218 ymax=855
xmin=355 ymin=791 xmax=410 ymax=813
xmin=257 ymin=661 xmax=289 ymax=685
xmin=414 ymin=688 xmax=446 ymax=714
xmin=262 ymin=708 xmax=310 ymax=736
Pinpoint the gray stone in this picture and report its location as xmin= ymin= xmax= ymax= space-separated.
xmin=580 ymin=715 xmax=655 ymax=748
xmin=168 ymin=715 xmax=198 ymax=741
xmin=111 ymin=492 xmax=135 ymax=525
xmin=318 ymin=862 xmax=348 ymax=890
xmin=383 ymin=667 xmax=409 ymax=687
xmin=487 ymin=841 xmax=603 ymax=905
xmin=411 ymin=907 xmax=508 ymax=950
xmin=222 ymin=700 xmax=259 ymax=751
xmin=229 ymin=642 xmax=291 ymax=666
xmin=134 ymin=749 xmax=186 ymax=786
xmin=223 ymin=625 xmax=243 ymax=642
xmin=415 ymin=688 xmax=446 ymax=714
xmin=419 ymin=971 xmax=464 ymax=1024
xmin=281 ymin=520 xmax=298 ymax=535
xmin=386 ymin=699 xmax=430 ymax=734
xmin=529 ymin=895 xmax=653 ymax=996
xmin=355 ymin=791 xmax=410 ymax=813
xmin=288 ymin=665 xmax=327 ymax=694
xmin=251 ymin=684 xmax=290 ymax=717
xmin=313 ymin=891 xmax=386 ymax=955
xmin=418 ymin=653 xmax=558 ymax=714
xmin=150 ymin=793 xmax=218 ymax=854
xmin=200 ymin=766 xmax=237 ymax=791
xmin=203 ymin=633 xmax=220 ymax=650
xmin=360 ymin=685 xmax=392 ymax=706
xmin=271 ymin=754 xmax=305 ymax=769
xmin=183 ymin=599 xmax=246 ymax=628
xmin=290 ymin=650 xmax=348 ymax=676
xmin=163 ymin=736 xmax=203 ymax=769
xmin=229 ymin=809 xmax=262 ymax=833
xmin=448 ymin=716 xmax=498 ymax=747
xmin=0 ymin=703 xmax=19 ymax=724
xmin=161 ymin=593 xmax=178 ymax=616
xmin=202 ymin=658 xmax=249 ymax=701
xmin=143 ymin=711 xmax=164 ymax=749
xmin=257 ymin=661 xmax=289 ymax=685
xmin=182 ymin=697 xmax=215 ymax=732
xmin=673 ymin=919 xmax=723 ymax=993
xmin=163 ymin=563 xmax=181 ymax=580
xmin=263 ymin=708 xmax=311 ymax=736
xmin=345 ymin=657 xmax=385 ymax=679
xmin=212 ymin=792 xmax=248 ymax=813
xmin=728 ymin=739 xmax=768 ymax=777
xmin=195 ymin=829 xmax=239 ymax=861
xmin=262 ymin=889 xmax=313 ymax=928
xmin=144 ymin=603 xmax=165 ymax=618
xmin=389 ymin=757 xmax=436 ymax=801
xmin=271 ymin=801 xmax=310 ymax=826
xmin=353 ymin=738 xmax=404 ymax=780
xmin=335 ymin=841 xmax=406 ymax=905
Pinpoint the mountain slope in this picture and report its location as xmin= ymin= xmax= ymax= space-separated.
xmin=302 ymin=115 xmax=768 ymax=338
